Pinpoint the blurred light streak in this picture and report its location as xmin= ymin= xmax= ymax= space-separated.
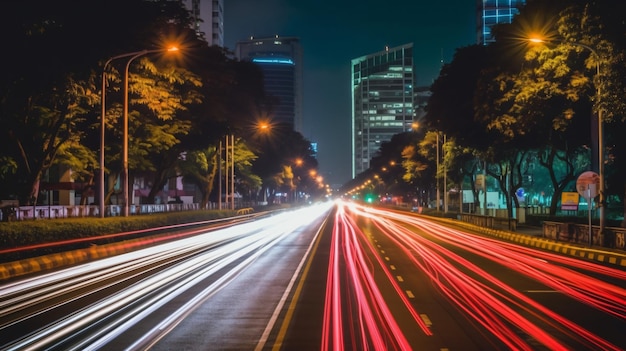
xmin=340 ymin=201 xmax=625 ymax=350
xmin=321 ymin=203 xmax=424 ymax=350
xmin=0 ymin=203 xmax=332 ymax=350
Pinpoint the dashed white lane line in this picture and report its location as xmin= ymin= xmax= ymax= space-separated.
xmin=390 ymin=265 xmax=396 ymax=270
xmin=406 ymin=290 xmax=415 ymax=298
xmin=396 ymin=275 xmax=404 ymax=282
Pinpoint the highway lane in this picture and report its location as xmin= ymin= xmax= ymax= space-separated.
xmin=2 ymin=200 xmax=625 ymax=350
xmin=275 ymin=202 xmax=502 ymax=350
xmin=0 ymin=203 xmax=333 ymax=350
xmin=149 ymin=204 xmax=332 ymax=351
xmin=283 ymin=202 xmax=625 ymax=350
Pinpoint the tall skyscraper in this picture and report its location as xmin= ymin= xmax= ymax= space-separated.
xmin=235 ymin=36 xmax=303 ymax=132
xmin=183 ymin=0 xmax=224 ymax=47
xmin=477 ymin=0 xmax=526 ymax=45
xmin=351 ymin=43 xmax=415 ymax=178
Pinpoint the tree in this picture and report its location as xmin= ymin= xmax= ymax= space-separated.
xmin=252 ymin=124 xmax=318 ymax=204
xmin=493 ymin=0 xmax=626 ymax=217
xmin=0 ymin=0 xmax=199 ymax=205
xmin=1 ymin=73 xmax=99 ymax=205
xmin=554 ymin=0 xmax=626 ymax=222
xmin=156 ymin=46 xmax=268 ymax=206
xmin=181 ymin=137 xmax=259 ymax=208
xmin=180 ymin=146 xmax=219 ymax=208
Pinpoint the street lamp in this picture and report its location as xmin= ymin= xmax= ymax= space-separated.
xmin=121 ymin=47 xmax=179 ymax=217
xmin=101 ymin=51 xmax=165 ymax=218
xmin=529 ymin=37 xmax=605 ymax=236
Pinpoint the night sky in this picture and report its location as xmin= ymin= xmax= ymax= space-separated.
xmin=224 ymin=0 xmax=477 ymax=187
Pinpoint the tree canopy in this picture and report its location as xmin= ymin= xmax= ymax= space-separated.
xmin=344 ymin=0 xmax=625 ymax=223
xmin=0 ymin=0 xmax=320 ymax=207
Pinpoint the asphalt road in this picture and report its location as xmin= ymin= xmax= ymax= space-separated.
xmin=1 ymin=201 xmax=625 ymax=350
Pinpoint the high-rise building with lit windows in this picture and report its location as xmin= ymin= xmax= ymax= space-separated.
xmin=183 ymin=0 xmax=224 ymax=47
xmin=477 ymin=0 xmax=526 ymax=44
xmin=351 ymin=43 xmax=415 ymax=178
xmin=235 ymin=36 xmax=303 ymax=132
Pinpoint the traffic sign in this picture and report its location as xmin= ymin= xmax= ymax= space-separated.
xmin=576 ymin=171 xmax=600 ymax=200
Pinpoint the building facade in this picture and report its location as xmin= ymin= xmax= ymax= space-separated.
xmin=183 ymin=0 xmax=224 ymax=47
xmin=235 ymin=36 xmax=303 ymax=132
xmin=351 ymin=43 xmax=415 ymax=178
xmin=476 ymin=0 xmax=526 ymax=44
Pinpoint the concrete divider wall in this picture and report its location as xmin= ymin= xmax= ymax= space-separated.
xmin=542 ymin=221 xmax=626 ymax=250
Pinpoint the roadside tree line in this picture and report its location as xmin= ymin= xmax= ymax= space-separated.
xmin=0 ymin=0 xmax=322 ymax=208
xmin=345 ymin=0 xmax=626 ymax=224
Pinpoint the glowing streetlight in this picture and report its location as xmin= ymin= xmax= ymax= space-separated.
xmin=529 ymin=37 xmax=605 ymax=236
xmin=121 ymin=46 xmax=179 ymax=216
xmin=101 ymin=52 xmax=149 ymax=218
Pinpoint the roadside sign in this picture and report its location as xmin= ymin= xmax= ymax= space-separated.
xmin=561 ymin=192 xmax=579 ymax=211
xmin=576 ymin=171 xmax=599 ymax=200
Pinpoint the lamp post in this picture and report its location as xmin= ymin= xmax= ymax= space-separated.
xmin=529 ymin=37 xmax=605 ymax=236
xmin=121 ymin=47 xmax=179 ymax=217
xmin=100 ymin=51 xmax=161 ymax=218
xmin=435 ymin=132 xmax=447 ymax=212
xmin=219 ymin=133 xmax=235 ymax=211
xmin=436 ymin=133 xmax=440 ymax=212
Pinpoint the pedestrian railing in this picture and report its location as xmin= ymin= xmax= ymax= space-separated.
xmin=6 ymin=203 xmax=203 ymax=221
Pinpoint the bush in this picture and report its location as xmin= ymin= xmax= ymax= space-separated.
xmin=0 ymin=210 xmax=236 ymax=250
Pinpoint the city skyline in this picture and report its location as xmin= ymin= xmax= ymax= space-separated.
xmin=224 ymin=0 xmax=476 ymax=186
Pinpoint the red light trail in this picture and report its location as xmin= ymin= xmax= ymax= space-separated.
xmin=323 ymin=202 xmax=625 ymax=350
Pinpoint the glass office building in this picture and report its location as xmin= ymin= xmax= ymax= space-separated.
xmin=351 ymin=43 xmax=415 ymax=178
xmin=235 ymin=36 xmax=303 ymax=132
xmin=477 ymin=0 xmax=526 ymax=44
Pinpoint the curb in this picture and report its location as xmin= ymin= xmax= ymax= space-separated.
xmin=0 ymin=236 xmax=158 ymax=281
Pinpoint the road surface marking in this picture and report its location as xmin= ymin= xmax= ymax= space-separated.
xmin=262 ymin=217 xmax=327 ymax=351
xmin=406 ymin=290 xmax=415 ymax=298
xmin=390 ymin=265 xmax=396 ymax=270
xmin=396 ymin=275 xmax=404 ymax=282
xmin=420 ymin=313 xmax=432 ymax=326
